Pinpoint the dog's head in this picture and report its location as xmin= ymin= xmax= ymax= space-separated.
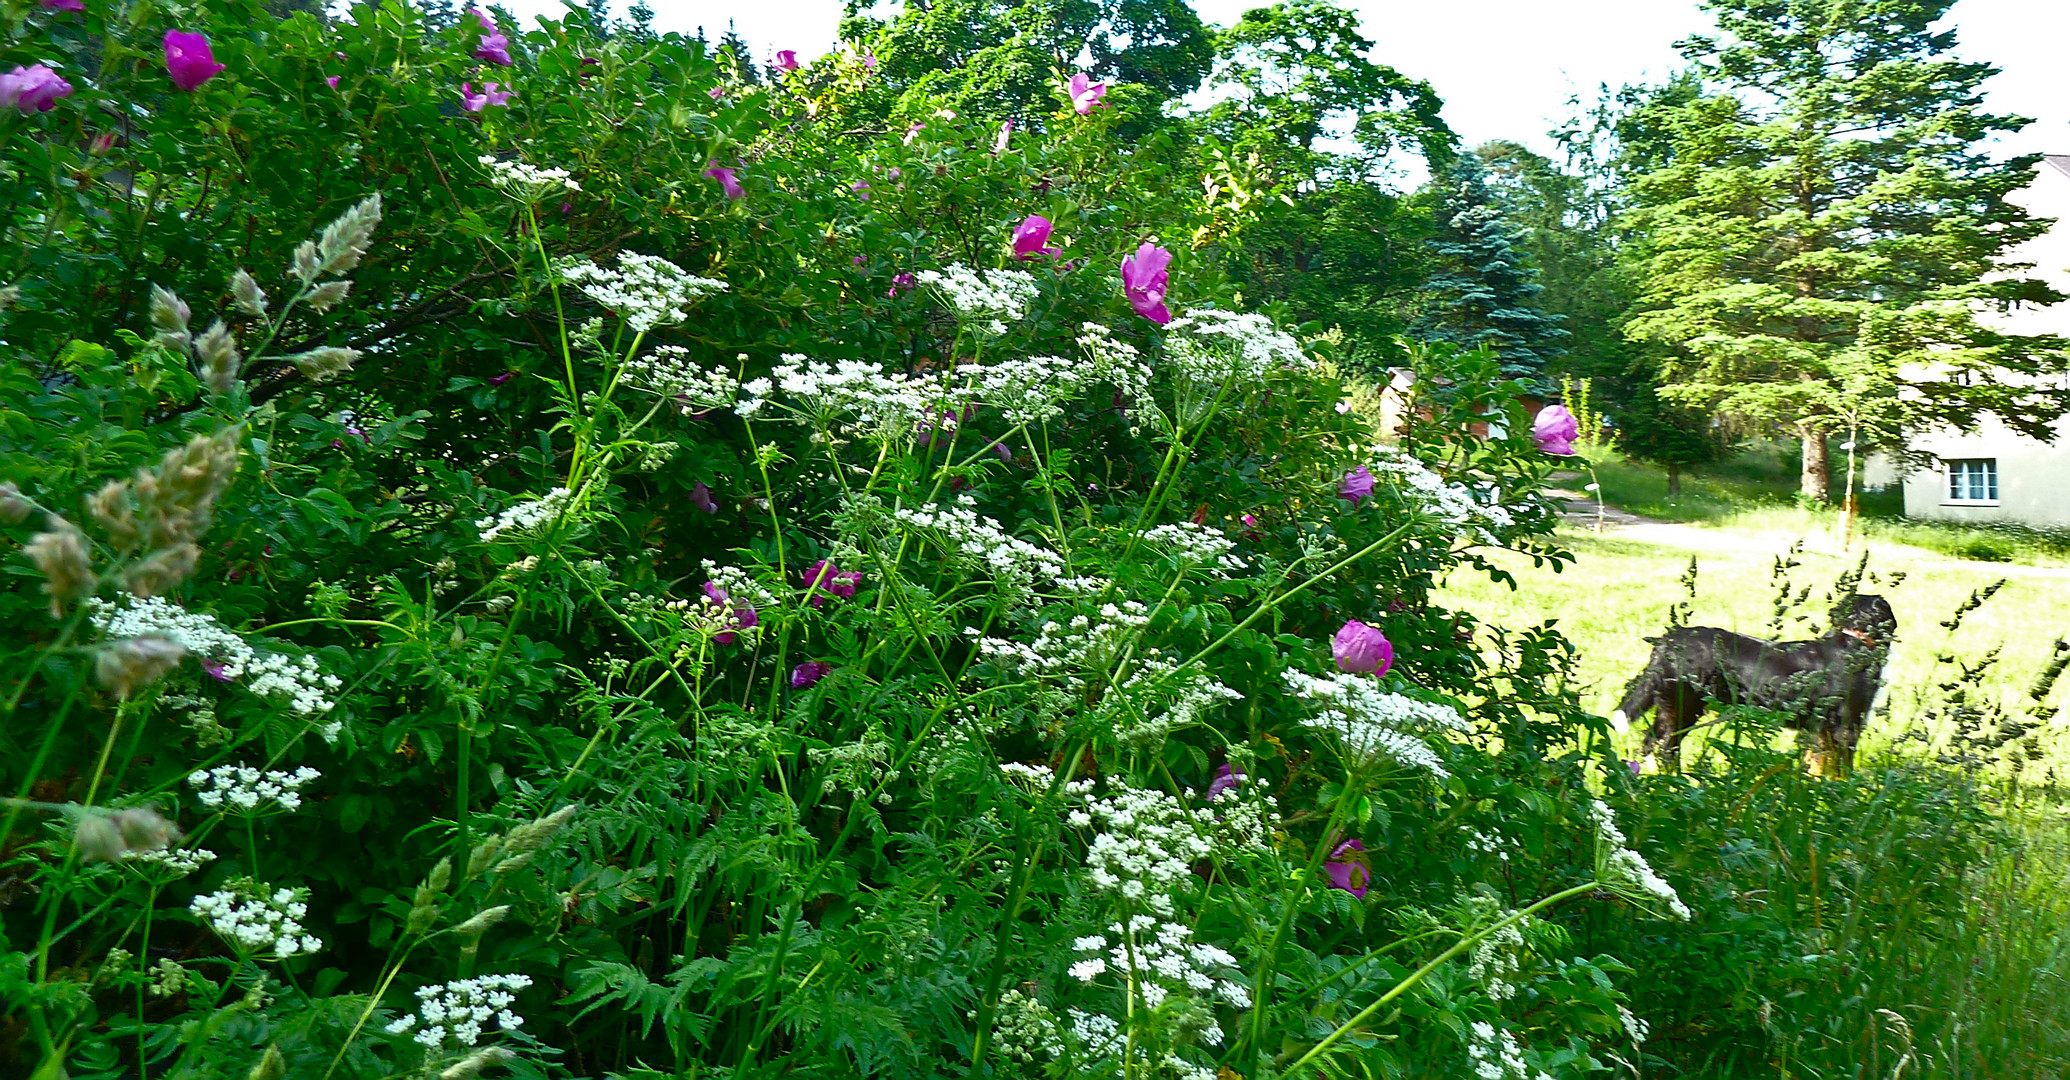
xmin=1832 ymin=593 xmax=1897 ymax=643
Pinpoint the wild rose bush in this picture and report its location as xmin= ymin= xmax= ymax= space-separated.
xmin=2 ymin=4 xmax=1696 ymax=1078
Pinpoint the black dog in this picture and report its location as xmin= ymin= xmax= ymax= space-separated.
xmin=1612 ymin=594 xmax=1897 ymax=775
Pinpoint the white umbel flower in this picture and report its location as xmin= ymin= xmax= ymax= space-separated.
xmin=479 ymin=156 xmax=581 ymax=200
xmin=189 ymin=881 xmax=323 ymax=958
xmin=189 ymin=765 xmax=321 ymax=814
xmin=560 ymin=252 xmax=727 ymax=333
xmin=88 ymin=596 xmax=344 ymax=726
xmin=1589 ymin=799 xmax=1691 ymax=920
xmin=1283 ymin=669 xmax=1465 ymax=777
xmin=476 ymin=488 xmax=574 ymax=543
xmin=385 ymin=974 xmax=533 ymax=1051
xmin=914 ymin=263 xmax=1038 ymax=337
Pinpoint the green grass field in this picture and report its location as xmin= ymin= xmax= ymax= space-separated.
xmin=1441 ymin=522 xmax=2070 ymax=776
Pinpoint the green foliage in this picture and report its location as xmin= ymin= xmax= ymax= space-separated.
xmin=1612 ymin=0 xmax=2070 ymax=500
xmin=1411 ymin=152 xmax=1569 ymax=385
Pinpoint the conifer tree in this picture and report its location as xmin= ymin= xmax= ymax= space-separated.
xmin=1619 ymin=0 xmax=2067 ymax=502
xmin=1412 ymin=151 xmax=1568 ymax=386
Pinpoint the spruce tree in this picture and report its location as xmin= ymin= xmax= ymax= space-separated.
xmin=1412 ymin=151 xmax=1568 ymax=386
xmin=1618 ymin=0 xmax=2067 ymax=502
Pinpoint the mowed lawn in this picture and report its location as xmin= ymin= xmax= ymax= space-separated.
xmin=1439 ymin=517 xmax=2070 ymax=774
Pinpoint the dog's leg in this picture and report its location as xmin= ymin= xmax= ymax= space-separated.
xmin=1649 ymin=695 xmax=1685 ymax=774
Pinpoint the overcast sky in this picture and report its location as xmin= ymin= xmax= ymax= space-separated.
xmin=500 ymin=0 xmax=2069 ymax=167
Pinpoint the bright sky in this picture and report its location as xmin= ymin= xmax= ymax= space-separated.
xmin=504 ymin=0 xmax=2070 ymax=167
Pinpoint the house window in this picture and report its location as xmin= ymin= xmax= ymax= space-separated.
xmin=1945 ymin=458 xmax=1999 ymax=503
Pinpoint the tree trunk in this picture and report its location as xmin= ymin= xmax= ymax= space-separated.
xmin=1666 ymin=463 xmax=1682 ymax=498
xmin=1798 ymin=427 xmax=1830 ymax=504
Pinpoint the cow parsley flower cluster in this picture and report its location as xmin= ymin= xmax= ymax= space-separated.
xmin=1465 ymin=899 xmax=1529 ymax=1001
xmin=735 ymin=355 xmax=944 ymax=443
xmin=1161 ymin=309 xmax=1309 ymax=384
xmin=1465 ymin=1020 xmax=1553 ymax=1080
xmin=1065 ymin=1008 xmax=1218 ymax=1080
xmin=959 ymin=353 xmax=1088 ymax=426
xmin=478 ymin=155 xmax=580 ymax=200
xmin=87 ymin=596 xmax=343 ymax=725
xmin=1074 ymin=324 xmax=1155 ymax=404
xmin=384 ymin=974 xmax=533 ymax=1051
xmin=1363 ymin=446 xmax=1517 ymax=541
xmin=972 ymin=604 xmax=1240 ymax=743
xmin=1589 ymin=799 xmax=1691 ymax=919
xmin=1068 ymin=778 xmax=1271 ymax=915
xmin=189 ymin=880 xmax=323 ymax=958
xmin=476 ymin=487 xmax=574 ymax=542
xmin=1283 ymin=670 xmax=1466 ymax=777
xmin=985 ymin=989 xmax=1066 ymax=1063
xmin=560 ymin=252 xmax=727 ymax=333
xmin=914 ymin=263 xmax=1039 ymax=337
xmin=972 ymin=601 xmax=1150 ymax=688
xmin=622 ymin=346 xmax=740 ymax=411
xmin=892 ymin=496 xmax=1065 ymax=590
xmin=189 ymin=765 xmax=321 ymax=814
xmin=1140 ymin=521 xmax=1243 ymax=576
xmin=123 ymin=845 xmax=217 ymax=876
xmin=1069 ymin=914 xmax=1251 ymax=1012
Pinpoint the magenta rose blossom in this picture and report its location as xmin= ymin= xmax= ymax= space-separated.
xmin=1067 ymin=71 xmax=1107 ymax=114
xmin=1333 ymin=619 xmax=1394 ymax=677
xmin=163 ymin=31 xmax=225 ymax=91
xmin=774 ymin=49 xmax=800 ymax=72
xmin=702 ymin=581 xmax=758 ymax=645
xmin=325 ymin=75 xmax=341 ymax=89
xmin=1207 ymin=762 xmax=1244 ymax=803
xmin=1120 ymin=242 xmax=1172 ymax=325
xmin=1013 ymin=214 xmax=1059 ymax=260
xmin=802 ymin=560 xmax=862 ymax=609
xmin=704 ymin=165 xmax=743 ymax=201
xmin=689 ymin=481 xmax=718 ymax=515
xmin=1532 ymin=404 xmax=1579 ymax=456
xmin=1338 ymin=464 xmax=1375 ymax=506
xmin=460 ymin=81 xmax=510 ymax=112
xmin=471 ymin=7 xmax=513 ymax=66
xmin=42 ymin=0 xmax=86 ymax=12
xmin=790 ymin=661 xmax=832 ymax=689
xmin=1323 ymin=839 xmax=1371 ymax=898
xmin=1 ymin=65 xmax=74 ymax=113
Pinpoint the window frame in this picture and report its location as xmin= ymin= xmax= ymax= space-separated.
xmin=1943 ymin=458 xmax=2000 ymax=505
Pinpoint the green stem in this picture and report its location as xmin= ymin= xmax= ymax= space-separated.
xmin=1243 ymin=785 xmax=1356 ymax=1065
xmin=1276 ymin=881 xmax=1602 ymax=1077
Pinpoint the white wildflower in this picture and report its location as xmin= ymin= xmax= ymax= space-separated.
xmin=189 ymin=881 xmax=323 ymax=958
xmin=1362 ymin=446 xmax=1517 ymax=542
xmin=1283 ymin=669 xmax=1465 ymax=777
xmin=1141 ymin=521 xmax=1244 ymax=576
xmin=123 ymin=846 xmax=217 ymax=876
xmin=1465 ymin=1020 xmax=1553 ymax=1080
xmin=1618 ymin=1004 xmax=1650 ymax=1043
xmin=1589 ymin=799 xmax=1691 ymax=920
xmin=88 ymin=596 xmax=343 ymax=725
xmin=914 ymin=263 xmax=1038 ymax=337
xmin=560 ymin=252 xmax=727 ymax=333
xmin=1161 ymin=309 xmax=1309 ymax=385
xmin=1072 ymin=912 xmax=1251 ymax=1010
xmin=737 ymin=354 xmax=944 ymax=445
xmin=891 ymin=501 xmax=1064 ymax=591
xmin=476 ymin=487 xmax=574 ymax=542
xmin=188 ymin=765 xmax=321 ymax=814
xmin=384 ymin=974 xmax=533 ymax=1051
xmin=478 ymin=156 xmax=580 ymax=200
xmin=622 ymin=346 xmax=739 ymax=411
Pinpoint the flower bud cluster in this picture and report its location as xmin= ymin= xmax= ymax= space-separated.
xmin=914 ymin=263 xmax=1038 ymax=337
xmin=189 ymin=880 xmax=323 ymax=958
xmin=560 ymin=252 xmax=726 ymax=332
xmin=1283 ymin=669 xmax=1465 ymax=778
xmin=384 ymin=973 xmax=533 ymax=1050
xmin=124 ymin=845 xmax=218 ymax=877
xmin=189 ymin=765 xmax=321 ymax=813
